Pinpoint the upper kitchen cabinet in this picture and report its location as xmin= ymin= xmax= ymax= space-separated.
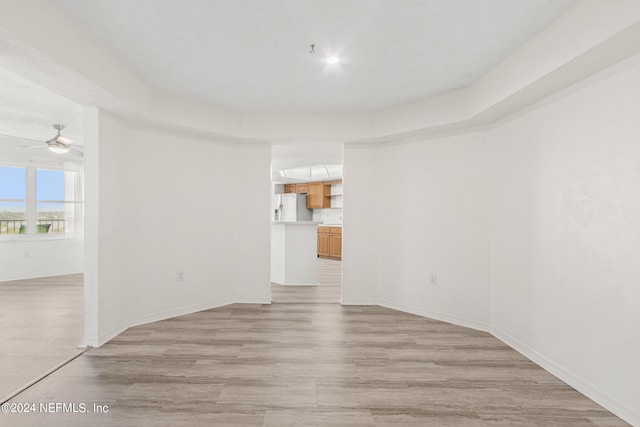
xmin=284 ymin=184 xmax=308 ymax=194
xmin=307 ymin=182 xmax=331 ymax=209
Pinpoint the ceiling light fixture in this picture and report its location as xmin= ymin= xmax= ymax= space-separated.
xmin=46 ymin=125 xmax=71 ymax=154
xmin=309 ymin=44 xmax=340 ymax=65
xmin=47 ymin=143 xmax=70 ymax=154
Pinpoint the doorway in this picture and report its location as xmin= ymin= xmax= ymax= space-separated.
xmin=0 ymin=66 xmax=85 ymax=400
xmin=0 ymin=146 xmax=85 ymax=401
xmin=270 ymin=143 xmax=343 ymax=304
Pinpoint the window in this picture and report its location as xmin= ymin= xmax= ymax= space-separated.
xmin=0 ymin=166 xmax=26 ymax=234
xmin=37 ymin=169 xmax=68 ymax=234
xmin=0 ymin=165 xmax=83 ymax=237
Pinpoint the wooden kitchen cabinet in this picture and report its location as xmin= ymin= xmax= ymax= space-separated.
xmin=329 ymin=233 xmax=342 ymax=258
xmin=317 ymin=228 xmax=330 ymax=257
xmin=318 ymin=226 xmax=342 ymax=260
xmin=307 ymin=182 xmax=331 ymax=208
xmin=284 ymin=180 xmax=338 ymax=204
xmin=284 ymin=184 xmax=308 ymax=194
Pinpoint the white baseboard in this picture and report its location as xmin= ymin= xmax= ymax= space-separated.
xmin=80 ymin=335 xmax=100 ymax=348
xmin=274 ymin=282 xmax=319 ymax=286
xmin=95 ymin=320 xmax=131 ymax=347
xmin=0 ymin=270 xmax=83 ymax=283
xmin=234 ymin=297 xmax=272 ymax=304
xmin=79 ymin=293 xmax=639 ymax=426
xmin=373 ymin=300 xmax=637 ymax=425
xmin=127 ymin=297 xmax=235 ymax=330
xmin=377 ymin=299 xmax=491 ymax=332
xmin=89 ymin=297 xmax=234 ymax=347
xmin=492 ymin=326 xmax=639 ymax=427
xmin=90 ymin=296 xmax=279 ymax=347
xmin=340 ymin=297 xmax=377 ymax=305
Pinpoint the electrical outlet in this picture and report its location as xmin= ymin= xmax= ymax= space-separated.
xmin=430 ymin=273 xmax=438 ymax=286
xmin=24 ymin=250 xmax=31 ymax=258
xmin=176 ymin=269 xmax=185 ymax=282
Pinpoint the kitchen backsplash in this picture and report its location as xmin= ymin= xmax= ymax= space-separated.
xmin=313 ymin=208 xmax=343 ymax=224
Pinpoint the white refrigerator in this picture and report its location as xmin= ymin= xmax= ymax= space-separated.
xmin=273 ymin=193 xmax=313 ymax=221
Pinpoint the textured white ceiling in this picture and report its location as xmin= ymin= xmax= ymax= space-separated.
xmin=0 ymin=66 xmax=83 ymax=152
xmin=49 ymin=0 xmax=578 ymax=113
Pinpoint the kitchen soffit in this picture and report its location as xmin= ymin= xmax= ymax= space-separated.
xmin=49 ymin=0 xmax=578 ymax=113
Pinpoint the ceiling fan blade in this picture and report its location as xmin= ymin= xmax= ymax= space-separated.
xmin=48 ymin=135 xmax=74 ymax=145
xmin=57 ymin=136 xmax=74 ymax=144
xmin=1 ymin=129 xmax=82 ymax=154
xmin=16 ymin=145 xmax=46 ymax=149
xmin=68 ymin=146 xmax=84 ymax=157
xmin=0 ymin=133 xmax=42 ymax=144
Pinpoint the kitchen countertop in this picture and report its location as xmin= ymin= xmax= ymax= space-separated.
xmin=272 ymin=221 xmax=322 ymax=225
xmin=319 ymin=224 xmax=342 ymax=227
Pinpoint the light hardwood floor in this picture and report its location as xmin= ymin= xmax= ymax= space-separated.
xmin=0 ymin=274 xmax=83 ymax=399
xmin=2 ymin=262 xmax=630 ymax=426
xmin=271 ymin=257 xmax=342 ymax=303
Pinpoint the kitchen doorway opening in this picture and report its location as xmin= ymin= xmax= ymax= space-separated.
xmin=0 ymin=143 xmax=85 ymax=402
xmin=269 ymin=143 xmax=343 ymax=304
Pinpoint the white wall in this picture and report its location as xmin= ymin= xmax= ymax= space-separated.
xmin=229 ymin=143 xmax=272 ymax=303
xmin=343 ymin=56 xmax=640 ymax=425
xmin=94 ymin=113 xmax=129 ymax=343
xmin=0 ymin=239 xmax=82 ymax=282
xmin=489 ymin=56 xmax=640 ymax=424
xmin=344 ymin=136 xmax=491 ymax=327
xmin=342 ymin=146 xmax=379 ymax=304
xmin=375 ymin=135 xmax=491 ymax=330
xmin=83 ymin=112 xmax=271 ymax=346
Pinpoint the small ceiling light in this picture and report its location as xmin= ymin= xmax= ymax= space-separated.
xmin=326 ymin=56 xmax=340 ymax=65
xmin=47 ymin=142 xmax=70 ymax=154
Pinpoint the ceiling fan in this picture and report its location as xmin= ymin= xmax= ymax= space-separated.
xmin=13 ymin=124 xmax=83 ymax=156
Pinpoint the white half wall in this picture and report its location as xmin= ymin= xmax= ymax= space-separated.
xmin=82 ymin=111 xmax=271 ymax=346
xmin=0 ymin=239 xmax=82 ymax=282
xmin=342 ymin=145 xmax=379 ymax=305
xmin=227 ymin=143 xmax=272 ymax=304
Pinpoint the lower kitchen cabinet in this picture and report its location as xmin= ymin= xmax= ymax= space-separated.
xmin=318 ymin=231 xmax=330 ymax=257
xmin=329 ymin=232 xmax=342 ymax=258
xmin=318 ymin=226 xmax=342 ymax=260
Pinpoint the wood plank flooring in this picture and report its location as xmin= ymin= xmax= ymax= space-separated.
xmin=2 ymin=262 xmax=630 ymax=426
xmin=0 ymin=274 xmax=83 ymax=399
xmin=4 ymin=304 xmax=629 ymax=427
xmin=271 ymin=258 xmax=342 ymax=303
